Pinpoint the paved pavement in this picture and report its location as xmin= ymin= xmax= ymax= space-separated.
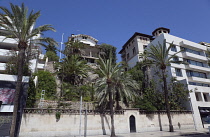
xmin=84 ymin=129 xmax=210 ymax=137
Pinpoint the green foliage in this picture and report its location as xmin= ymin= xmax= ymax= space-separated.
xmin=100 ymin=43 xmax=117 ymax=64
xmin=61 ymin=83 xmax=94 ymax=102
xmin=45 ymin=44 xmax=57 ymax=54
xmin=168 ymin=78 xmax=191 ymax=110
xmin=95 ymin=55 xmax=139 ymax=109
xmin=132 ymin=80 xmax=165 ymax=111
xmin=26 ymin=78 xmax=36 ymax=108
xmin=34 ymin=70 xmax=56 ymax=99
xmin=206 ymin=49 xmax=210 ymax=66
xmin=45 ymin=51 xmax=59 ymax=62
xmin=64 ymin=40 xmax=85 ymax=56
xmin=58 ymin=55 xmax=89 ymax=85
xmin=5 ymin=50 xmax=31 ymax=76
xmin=55 ymin=111 xmax=61 ymax=120
xmin=127 ymin=62 xmax=144 ymax=89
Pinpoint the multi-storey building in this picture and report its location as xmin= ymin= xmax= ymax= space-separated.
xmin=68 ymin=34 xmax=101 ymax=64
xmin=119 ymin=27 xmax=210 ymax=129
xmin=0 ymin=27 xmax=46 ymax=112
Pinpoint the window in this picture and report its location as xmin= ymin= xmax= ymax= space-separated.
xmin=171 ymin=45 xmax=177 ymax=52
xmin=195 ymin=92 xmax=202 ymax=101
xmin=203 ymin=93 xmax=210 ymax=102
xmin=183 ymin=47 xmax=205 ymax=56
xmin=185 ymin=59 xmax=204 ymax=67
xmin=127 ymin=53 xmax=130 ymax=60
xmin=186 ymin=70 xmax=207 ymax=78
xmin=132 ymin=40 xmax=134 ymax=43
xmin=143 ymin=45 xmax=147 ymax=49
xmin=82 ymin=36 xmax=87 ymax=39
xmin=133 ymin=47 xmax=136 ymax=55
xmin=173 ymin=57 xmax=179 ymax=63
xmin=175 ymin=68 xmax=182 ymax=77
xmin=188 ymin=82 xmax=210 ymax=87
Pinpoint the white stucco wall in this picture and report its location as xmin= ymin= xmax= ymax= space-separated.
xmin=19 ymin=110 xmax=194 ymax=137
xmin=74 ymin=37 xmax=97 ymax=46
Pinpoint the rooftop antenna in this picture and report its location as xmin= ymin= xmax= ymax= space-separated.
xmin=59 ymin=33 xmax=64 ymax=62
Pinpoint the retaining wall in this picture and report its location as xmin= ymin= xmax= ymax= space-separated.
xmin=19 ymin=109 xmax=195 ymax=137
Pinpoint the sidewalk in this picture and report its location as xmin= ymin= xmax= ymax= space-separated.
xmin=85 ymin=129 xmax=209 ymax=137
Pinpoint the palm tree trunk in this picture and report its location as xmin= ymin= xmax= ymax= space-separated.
xmin=162 ymin=69 xmax=174 ymax=132
xmin=10 ymin=48 xmax=25 ymax=137
xmin=108 ymin=82 xmax=116 ymax=137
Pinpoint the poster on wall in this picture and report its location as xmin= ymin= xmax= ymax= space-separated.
xmin=0 ymin=80 xmax=28 ymax=136
xmin=0 ymin=88 xmax=15 ymax=104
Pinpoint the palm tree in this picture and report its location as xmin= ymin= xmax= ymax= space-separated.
xmin=95 ymin=56 xmax=121 ymax=137
xmin=64 ymin=40 xmax=85 ymax=56
xmin=0 ymin=3 xmax=57 ymax=137
xmin=114 ymin=70 xmax=139 ymax=109
xmin=95 ymin=55 xmax=139 ymax=137
xmin=59 ymin=55 xmax=89 ymax=85
xmin=145 ymin=39 xmax=179 ymax=132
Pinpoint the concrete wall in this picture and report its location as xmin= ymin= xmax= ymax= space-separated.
xmin=19 ymin=110 xmax=194 ymax=137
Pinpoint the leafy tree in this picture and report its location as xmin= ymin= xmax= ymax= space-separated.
xmin=133 ymin=80 xmax=164 ymax=111
xmin=26 ymin=78 xmax=36 ymax=108
xmin=168 ymin=77 xmax=191 ymax=110
xmin=144 ymin=39 xmax=179 ymax=132
xmin=0 ymin=4 xmax=57 ymax=136
xmin=61 ymin=83 xmax=93 ymax=102
xmin=45 ymin=51 xmax=59 ymax=62
xmin=34 ymin=70 xmax=57 ymax=99
xmin=100 ymin=43 xmax=117 ymax=64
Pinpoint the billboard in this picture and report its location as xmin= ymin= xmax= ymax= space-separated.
xmin=0 ymin=88 xmax=15 ymax=104
xmin=0 ymin=80 xmax=29 ymax=136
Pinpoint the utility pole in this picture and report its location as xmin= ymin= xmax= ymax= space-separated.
xmin=79 ymin=96 xmax=82 ymax=137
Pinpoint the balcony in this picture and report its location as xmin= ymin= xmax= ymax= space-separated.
xmin=180 ymin=41 xmax=206 ymax=51
xmin=188 ymin=77 xmax=210 ymax=84
xmin=185 ymin=64 xmax=210 ymax=72
xmin=0 ymin=49 xmax=10 ymax=56
xmin=182 ymin=52 xmax=207 ymax=62
xmin=37 ymin=63 xmax=45 ymax=70
xmin=0 ymin=36 xmax=17 ymax=45
xmin=0 ymin=63 xmax=6 ymax=71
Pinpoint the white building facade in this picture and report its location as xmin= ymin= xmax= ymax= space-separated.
xmin=119 ymin=27 xmax=210 ymax=129
xmin=0 ymin=27 xmax=46 ymax=112
xmin=68 ymin=34 xmax=101 ymax=64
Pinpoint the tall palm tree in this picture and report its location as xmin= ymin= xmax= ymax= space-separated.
xmin=0 ymin=3 xmax=57 ymax=137
xmin=95 ymin=55 xmax=139 ymax=137
xmin=145 ymin=39 xmax=179 ymax=132
xmin=95 ymin=56 xmax=121 ymax=137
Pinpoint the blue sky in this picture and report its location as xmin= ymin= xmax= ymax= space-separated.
xmin=1 ymin=0 xmax=210 ymax=61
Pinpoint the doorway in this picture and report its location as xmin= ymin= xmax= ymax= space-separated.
xmin=129 ymin=115 xmax=136 ymax=132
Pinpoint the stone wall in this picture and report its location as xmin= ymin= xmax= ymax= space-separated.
xmin=19 ymin=109 xmax=195 ymax=137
